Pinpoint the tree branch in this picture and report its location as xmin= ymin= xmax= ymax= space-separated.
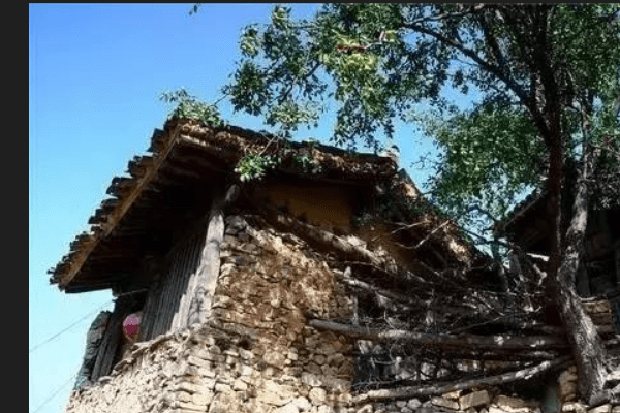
xmin=308 ymin=319 xmax=569 ymax=352
xmin=354 ymin=355 xmax=572 ymax=403
xmin=396 ymin=220 xmax=450 ymax=250
xmin=400 ymin=18 xmax=529 ymax=104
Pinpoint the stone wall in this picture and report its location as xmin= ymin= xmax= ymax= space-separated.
xmin=65 ymin=214 xmax=620 ymax=413
xmin=67 ymin=321 xmax=357 ymax=413
xmin=360 ymin=366 xmax=619 ymax=413
xmin=583 ymin=298 xmax=616 ymax=336
xmin=66 ymin=214 xmax=358 ymax=413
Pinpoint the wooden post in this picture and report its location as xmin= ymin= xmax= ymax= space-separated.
xmin=91 ymin=298 xmax=129 ymax=380
xmin=347 ymin=266 xmax=360 ymax=327
xmin=614 ymin=240 xmax=620 ymax=287
xmin=181 ymin=184 xmax=239 ymax=329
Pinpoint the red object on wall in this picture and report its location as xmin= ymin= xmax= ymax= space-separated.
xmin=123 ymin=313 xmax=141 ymax=340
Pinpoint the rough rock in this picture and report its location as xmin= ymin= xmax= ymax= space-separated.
xmin=356 ymin=405 xmax=373 ymax=413
xmin=588 ymin=405 xmax=612 ymax=413
xmin=280 ymin=402 xmax=301 ymax=413
xmin=443 ymin=390 xmax=462 ymax=401
xmin=309 ymin=387 xmax=327 ymax=405
xmin=460 ymin=390 xmax=492 ymax=410
xmin=292 ymin=397 xmax=311 ymax=411
xmin=562 ymin=402 xmax=588 ymax=413
xmin=494 ymin=395 xmax=538 ymax=413
xmin=432 ymin=396 xmax=461 ymax=410
xmin=302 ymin=372 xmax=323 ymax=387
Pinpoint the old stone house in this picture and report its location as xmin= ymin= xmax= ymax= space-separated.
xmin=50 ymin=119 xmax=619 ymax=413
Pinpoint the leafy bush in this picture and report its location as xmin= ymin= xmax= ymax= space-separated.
xmin=235 ymin=153 xmax=280 ymax=182
xmin=160 ymin=89 xmax=224 ymax=127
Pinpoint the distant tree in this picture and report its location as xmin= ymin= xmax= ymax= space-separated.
xmin=186 ymin=4 xmax=620 ymax=402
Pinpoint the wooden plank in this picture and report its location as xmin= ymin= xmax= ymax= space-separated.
xmin=142 ymin=227 xmax=205 ymax=340
xmin=91 ymin=299 xmax=127 ymax=380
xmin=170 ymin=232 xmax=201 ymax=333
xmin=170 ymin=233 xmax=196 ymax=331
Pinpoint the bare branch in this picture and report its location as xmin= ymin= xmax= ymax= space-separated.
xmin=396 ymin=220 xmax=450 ymax=250
xmin=354 ymin=355 xmax=572 ymax=402
xmin=309 ymin=319 xmax=569 ymax=351
xmin=400 ymin=18 xmax=530 ymax=104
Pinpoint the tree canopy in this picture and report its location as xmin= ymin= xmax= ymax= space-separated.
xmin=180 ymin=4 xmax=619 ymax=231
xmin=177 ymin=3 xmax=620 ymax=403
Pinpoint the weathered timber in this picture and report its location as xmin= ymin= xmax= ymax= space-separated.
xmin=170 ymin=228 xmax=206 ymax=332
xmin=91 ymin=299 xmax=130 ymax=380
xmin=74 ymin=311 xmax=112 ymax=389
xmin=335 ymin=268 xmax=465 ymax=314
xmin=434 ymin=349 xmax=560 ymax=361
xmin=55 ymin=127 xmax=180 ymax=290
xmin=308 ymin=319 xmax=569 ymax=351
xmin=168 ymin=231 xmax=202 ymax=334
xmin=271 ymin=213 xmax=393 ymax=270
xmin=141 ymin=229 xmax=203 ymax=340
xmin=353 ymin=355 xmax=572 ymax=403
xmin=181 ymin=184 xmax=239 ymax=328
xmin=140 ymin=184 xmax=240 ymax=340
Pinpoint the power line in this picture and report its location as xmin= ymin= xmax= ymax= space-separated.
xmin=29 ymin=300 xmax=113 ymax=354
xmin=30 ymin=288 xmax=150 ymax=354
xmin=30 ymin=367 xmax=80 ymax=413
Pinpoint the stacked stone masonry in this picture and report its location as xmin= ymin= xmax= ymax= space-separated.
xmin=67 ymin=215 xmax=357 ymax=413
xmin=583 ymin=299 xmax=616 ymax=336
xmin=65 ymin=215 xmax=620 ymax=413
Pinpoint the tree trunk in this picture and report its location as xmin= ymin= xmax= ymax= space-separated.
xmin=531 ymin=64 xmax=610 ymax=402
xmin=554 ymin=143 xmax=609 ymax=405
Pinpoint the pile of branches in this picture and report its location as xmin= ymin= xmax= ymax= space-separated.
xmin=265 ymin=209 xmax=617 ymax=401
xmin=309 ymin=249 xmax=575 ymax=402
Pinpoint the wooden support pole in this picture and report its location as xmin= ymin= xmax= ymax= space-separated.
xmin=354 ymin=355 xmax=572 ymax=403
xmin=347 ymin=267 xmax=360 ymax=327
xmin=308 ymin=319 xmax=569 ymax=352
xmin=183 ymin=184 xmax=239 ymax=328
xmin=335 ymin=267 xmax=466 ymax=314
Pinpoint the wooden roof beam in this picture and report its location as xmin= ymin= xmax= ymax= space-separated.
xmin=57 ymin=127 xmax=180 ymax=290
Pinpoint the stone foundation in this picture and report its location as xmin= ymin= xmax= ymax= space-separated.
xmin=66 ymin=321 xmax=356 ymax=413
xmin=355 ymin=365 xmax=619 ymax=413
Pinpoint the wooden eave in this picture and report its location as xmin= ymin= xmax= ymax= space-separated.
xmin=49 ymin=119 xmax=401 ymax=293
xmin=495 ymin=191 xmax=546 ymax=236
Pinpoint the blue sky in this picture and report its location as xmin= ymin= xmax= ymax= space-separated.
xmin=29 ymin=4 xmax=450 ymax=412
